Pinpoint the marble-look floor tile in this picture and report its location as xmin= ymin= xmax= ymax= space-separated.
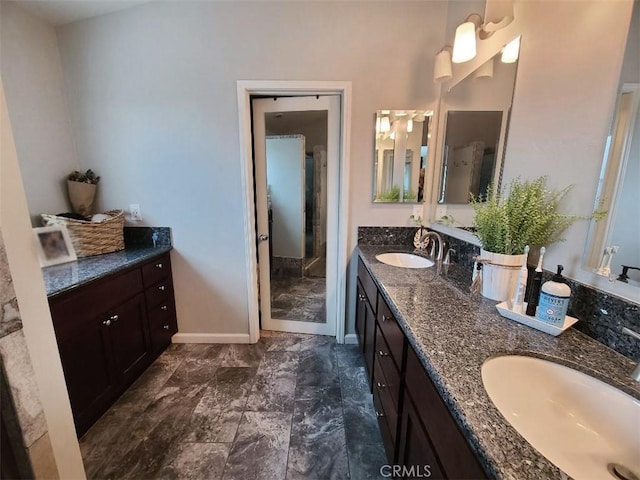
xmin=165 ymin=357 xmax=218 ymax=387
xmin=222 ymin=411 xmax=292 ymax=480
xmin=183 ymin=367 xmax=256 ymax=443
xmin=297 ymin=343 xmax=339 ymax=387
xmin=287 ymin=386 xmax=348 ymax=480
xmin=100 ymin=385 xmax=205 ymax=479
xmin=340 ymin=367 xmax=382 ymax=446
xmin=336 ymin=344 xmax=366 ymax=369
xmin=347 ymin=442 xmax=388 ymax=480
xmin=127 ymin=354 xmax=184 ymax=394
xmin=259 ymin=335 xmax=302 ymax=352
xmin=245 ymin=352 xmax=298 ymax=412
xmin=217 ymin=344 xmax=266 ymax=367
xmin=157 ymin=443 xmax=230 ymax=480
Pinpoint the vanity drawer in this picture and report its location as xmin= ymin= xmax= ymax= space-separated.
xmin=375 ymin=326 xmax=401 ymax=411
xmin=141 ymin=254 xmax=172 ymax=287
xmin=373 ymin=380 xmax=395 ymax=463
xmin=145 ymin=278 xmax=174 ymax=310
xmin=373 ymin=356 xmax=398 ymax=443
xmin=376 ymin=295 xmax=404 ymax=371
xmin=50 ymin=269 xmax=143 ymax=341
xmin=148 ymin=299 xmax=177 ymax=352
xmin=358 ymin=257 xmax=377 ymax=309
xmin=404 ymin=346 xmax=486 ymax=479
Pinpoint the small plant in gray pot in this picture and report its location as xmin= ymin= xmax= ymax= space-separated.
xmin=67 ymin=169 xmax=100 ymax=217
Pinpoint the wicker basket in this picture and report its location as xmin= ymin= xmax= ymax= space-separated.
xmin=41 ymin=210 xmax=125 ymax=258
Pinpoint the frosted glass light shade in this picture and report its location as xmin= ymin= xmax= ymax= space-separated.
xmin=407 ymin=119 xmax=413 ymax=133
xmin=452 ymin=21 xmax=477 ymax=63
xmin=380 ymin=116 xmax=391 ymax=133
xmin=433 ymin=49 xmax=453 ymax=82
xmin=501 ymin=36 xmax=520 ymax=63
xmin=484 ymin=0 xmax=514 ymax=32
xmin=474 ymin=58 xmax=494 ymax=79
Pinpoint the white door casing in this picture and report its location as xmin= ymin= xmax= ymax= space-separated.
xmin=237 ymin=81 xmax=352 ymax=343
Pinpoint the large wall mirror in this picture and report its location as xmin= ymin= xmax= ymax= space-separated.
xmin=584 ymin=0 xmax=639 ymax=288
xmin=373 ymin=110 xmax=433 ymax=203
xmin=430 ymin=43 xmax=519 ymax=225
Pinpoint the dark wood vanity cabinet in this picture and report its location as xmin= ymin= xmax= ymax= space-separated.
xmin=356 ymin=258 xmax=378 ymax=385
xmin=49 ymin=252 xmax=177 ymax=437
xmin=355 ymin=255 xmax=487 ymax=479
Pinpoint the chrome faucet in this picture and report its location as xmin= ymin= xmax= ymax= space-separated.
xmin=621 ymin=327 xmax=640 ymax=381
xmin=423 ymin=231 xmax=444 ymax=262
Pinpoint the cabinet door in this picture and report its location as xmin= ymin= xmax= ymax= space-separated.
xmin=56 ymin=316 xmax=117 ymax=436
xmin=355 ymin=281 xmax=367 ymax=352
xmin=364 ymin=298 xmax=376 ymax=388
xmin=107 ymin=293 xmax=151 ymax=386
xmin=397 ymin=393 xmax=446 ymax=480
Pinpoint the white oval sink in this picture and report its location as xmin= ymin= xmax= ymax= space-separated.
xmin=482 ymin=355 xmax=640 ymax=480
xmin=375 ymin=252 xmax=434 ymax=269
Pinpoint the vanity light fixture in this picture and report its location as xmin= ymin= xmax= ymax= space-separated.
xmin=434 ymin=47 xmax=453 ymax=82
xmin=452 ymin=14 xmax=482 ymax=63
xmin=379 ymin=116 xmax=391 ymax=133
xmin=473 ymin=57 xmax=494 ymax=79
xmin=484 ymin=0 xmax=514 ymax=32
xmin=501 ymin=36 xmax=520 ymax=63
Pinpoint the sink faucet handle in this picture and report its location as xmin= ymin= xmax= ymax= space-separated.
xmin=443 ymin=248 xmax=455 ymax=265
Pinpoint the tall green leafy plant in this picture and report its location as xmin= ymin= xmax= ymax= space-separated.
xmin=471 ymin=177 xmax=576 ymax=255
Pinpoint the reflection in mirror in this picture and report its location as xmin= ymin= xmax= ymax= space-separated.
xmin=585 ymin=0 xmax=639 ymax=288
xmin=438 ymin=110 xmax=503 ymax=203
xmin=373 ymin=110 xmax=433 ymax=203
xmin=431 ymin=44 xmax=519 ymax=225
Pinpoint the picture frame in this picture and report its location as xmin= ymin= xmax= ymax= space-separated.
xmin=33 ymin=225 xmax=77 ymax=267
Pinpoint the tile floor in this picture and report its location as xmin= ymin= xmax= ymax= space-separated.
xmin=80 ymin=332 xmax=387 ymax=479
xmin=270 ymin=277 xmax=326 ymax=323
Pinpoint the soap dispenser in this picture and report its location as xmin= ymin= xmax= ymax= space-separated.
xmin=535 ymin=265 xmax=571 ymax=327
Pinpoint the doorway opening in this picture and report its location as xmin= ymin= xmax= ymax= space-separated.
xmin=237 ymin=81 xmax=351 ymax=343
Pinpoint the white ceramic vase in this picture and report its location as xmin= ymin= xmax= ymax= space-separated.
xmin=480 ymin=249 xmax=526 ymax=301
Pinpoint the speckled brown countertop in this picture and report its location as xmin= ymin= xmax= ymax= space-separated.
xmin=358 ymin=245 xmax=640 ymax=480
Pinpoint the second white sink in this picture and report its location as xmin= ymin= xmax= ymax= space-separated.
xmin=482 ymin=355 xmax=640 ymax=480
xmin=375 ymin=252 xmax=434 ymax=269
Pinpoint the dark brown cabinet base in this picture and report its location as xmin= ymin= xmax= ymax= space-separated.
xmin=49 ymin=252 xmax=178 ymax=437
xmin=356 ymin=255 xmax=486 ymax=479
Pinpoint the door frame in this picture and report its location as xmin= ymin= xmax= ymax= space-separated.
xmin=237 ymin=80 xmax=352 ymax=344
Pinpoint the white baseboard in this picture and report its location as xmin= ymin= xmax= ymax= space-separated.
xmin=343 ymin=334 xmax=358 ymax=345
xmin=171 ymin=333 xmax=253 ymax=344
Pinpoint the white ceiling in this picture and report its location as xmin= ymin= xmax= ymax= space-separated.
xmin=13 ymin=0 xmax=155 ymax=26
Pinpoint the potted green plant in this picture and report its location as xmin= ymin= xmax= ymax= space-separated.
xmin=67 ymin=169 xmax=100 ymax=217
xmin=471 ymin=176 xmax=575 ymax=301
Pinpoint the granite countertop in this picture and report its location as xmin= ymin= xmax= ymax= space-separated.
xmin=43 ymin=246 xmax=172 ymax=298
xmin=357 ymin=245 xmax=640 ymax=480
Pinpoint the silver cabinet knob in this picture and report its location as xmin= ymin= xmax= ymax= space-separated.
xmin=258 ymin=234 xmax=269 ymax=241
xmin=110 ymin=314 xmax=119 ymax=322
xmin=358 ymin=294 xmax=366 ymax=302
xmin=377 ymin=350 xmax=389 ymax=357
xmin=376 ymin=382 xmax=387 ymax=390
xmin=381 ymin=314 xmax=389 ymax=322
xmin=375 ymin=411 xmax=385 ymax=418
xmin=103 ymin=319 xmax=111 ymax=326
xmin=158 ymin=285 xmax=166 ymax=291
xmin=160 ymin=305 xmax=168 ymax=311
xmin=163 ymin=325 xmax=170 ymax=330
xmin=155 ymin=263 xmax=163 ymax=269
